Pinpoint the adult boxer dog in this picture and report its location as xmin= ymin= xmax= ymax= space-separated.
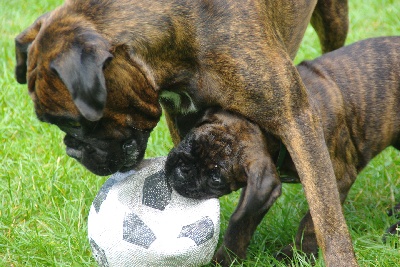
xmin=166 ymin=36 xmax=400 ymax=263
xmin=14 ymin=0 xmax=354 ymax=266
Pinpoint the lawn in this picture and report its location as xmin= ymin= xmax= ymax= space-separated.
xmin=0 ymin=0 xmax=399 ymax=266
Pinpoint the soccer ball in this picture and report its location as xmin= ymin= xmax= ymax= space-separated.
xmin=87 ymin=157 xmax=220 ymax=267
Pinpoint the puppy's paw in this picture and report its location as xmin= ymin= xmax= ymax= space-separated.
xmin=212 ymin=246 xmax=241 ymax=267
xmin=274 ymin=243 xmax=295 ymax=262
xmin=275 ymin=243 xmax=317 ymax=264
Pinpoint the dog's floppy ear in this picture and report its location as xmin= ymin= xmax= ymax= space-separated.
xmin=50 ymin=36 xmax=113 ymax=121
xmin=243 ymin=159 xmax=282 ymax=210
xmin=15 ymin=13 xmax=49 ymax=84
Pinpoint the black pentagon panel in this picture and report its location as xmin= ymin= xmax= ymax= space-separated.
xmin=89 ymin=238 xmax=109 ymax=267
xmin=123 ymin=212 xmax=156 ymax=249
xmin=178 ymin=216 xmax=214 ymax=246
xmin=142 ymin=170 xmax=172 ymax=211
xmin=93 ymin=177 xmax=118 ymax=213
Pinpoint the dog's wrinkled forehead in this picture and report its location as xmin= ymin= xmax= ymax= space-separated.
xmin=16 ymin=8 xmax=162 ymax=132
xmin=17 ymin=8 xmax=110 ymax=120
xmin=190 ymin=123 xmax=237 ymax=167
xmin=189 ymin=109 xmax=266 ymax=169
xmin=25 ymin=19 xmax=101 ymax=118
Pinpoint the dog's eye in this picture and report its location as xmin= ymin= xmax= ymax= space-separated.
xmin=211 ymin=174 xmax=222 ymax=183
xmin=209 ymin=165 xmax=222 ymax=184
xmin=65 ymin=121 xmax=81 ymax=128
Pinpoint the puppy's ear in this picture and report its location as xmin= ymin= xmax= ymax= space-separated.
xmin=243 ymin=159 xmax=281 ymax=209
xmin=15 ymin=13 xmax=49 ymax=84
xmin=50 ymin=35 xmax=113 ymax=121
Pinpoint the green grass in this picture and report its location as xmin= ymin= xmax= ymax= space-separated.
xmin=1 ymin=0 xmax=399 ymax=266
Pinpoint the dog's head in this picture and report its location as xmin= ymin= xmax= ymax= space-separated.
xmin=15 ymin=10 xmax=162 ymax=175
xmin=165 ymin=108 xmax=280 ymax=199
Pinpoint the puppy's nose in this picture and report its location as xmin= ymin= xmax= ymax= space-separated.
xmin=168 ymin=167 xmax=186 ymax=186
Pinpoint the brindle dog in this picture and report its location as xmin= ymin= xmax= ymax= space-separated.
xmin=166 ymin=36 xmax=400 ymax=263
xmin=14 ymin=0 xmax=354 ymax=266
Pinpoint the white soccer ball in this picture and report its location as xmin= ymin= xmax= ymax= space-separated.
xmin=88 ymin=157 xmax=220 ymax=267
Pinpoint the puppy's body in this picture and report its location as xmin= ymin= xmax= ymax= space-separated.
xmin=166 ymin=36 xmax=400 ymax=261
xmin=15 ymin=0 xmax=355 ymax=265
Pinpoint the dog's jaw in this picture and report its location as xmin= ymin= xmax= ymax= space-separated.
xmin=63 ymin=130 xmax=148 ymax=176
xmin=119 ymin=139 xmax=141 ymax=172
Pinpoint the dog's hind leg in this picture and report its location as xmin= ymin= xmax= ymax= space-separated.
xmin=277 ymin=158 xmax=357 ymax=262
xmin=311 ymin=0 xmax=348 ymax=53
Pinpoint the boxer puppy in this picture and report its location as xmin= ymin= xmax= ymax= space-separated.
xmin=14 ymin=1 xmax=354 ymax=266
xmin=166 ymin=36 xmax=400 ymax=263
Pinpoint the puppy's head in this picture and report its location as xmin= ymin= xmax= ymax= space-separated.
xmin=15 ymin=9 xmax=161 ymax=175
xmin=165 ymin=108 xmax=278 ymax=199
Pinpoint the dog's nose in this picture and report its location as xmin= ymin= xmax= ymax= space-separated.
xmin=167 ymin=166 xmax=194 ymax=193
xmin=66 ymin=147 xmax=83 ymax=160
xmin=122 ymin=139 xmax=140 ymax=168
xmin=168 ymin=167 xmax=186 ymax=185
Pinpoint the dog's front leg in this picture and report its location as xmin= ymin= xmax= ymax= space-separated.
xmin=213 ymin=159 xmax=282 ymax=266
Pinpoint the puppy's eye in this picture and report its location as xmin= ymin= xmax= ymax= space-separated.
xmin=181 ymin=165 xmax=192 ymax=174
xmin=209 ymin=165 xmax=222 ymax=183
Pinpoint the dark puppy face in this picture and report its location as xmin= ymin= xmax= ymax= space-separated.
xmin=165 ymin=109 xmax=276 ymax=199
xmin=15 ymin=10 xmax=161 ymax=175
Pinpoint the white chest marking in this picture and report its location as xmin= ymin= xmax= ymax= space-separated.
xmin=160 ymin=91 xmax=198 ymax=115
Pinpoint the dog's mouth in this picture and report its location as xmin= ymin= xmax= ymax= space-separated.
xmin=63 ymin=134 xmax=145 ymax=175
xmin=119 ymin=139 xmax=141 ymax=172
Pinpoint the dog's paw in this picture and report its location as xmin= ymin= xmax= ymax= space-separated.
xmin=275 ymin=243 xmax=318 ymax=264
xmin=212 ymin=247 xmax=241 ymax=267
xmin=274 ymin=243 xmax=295 ymax=262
